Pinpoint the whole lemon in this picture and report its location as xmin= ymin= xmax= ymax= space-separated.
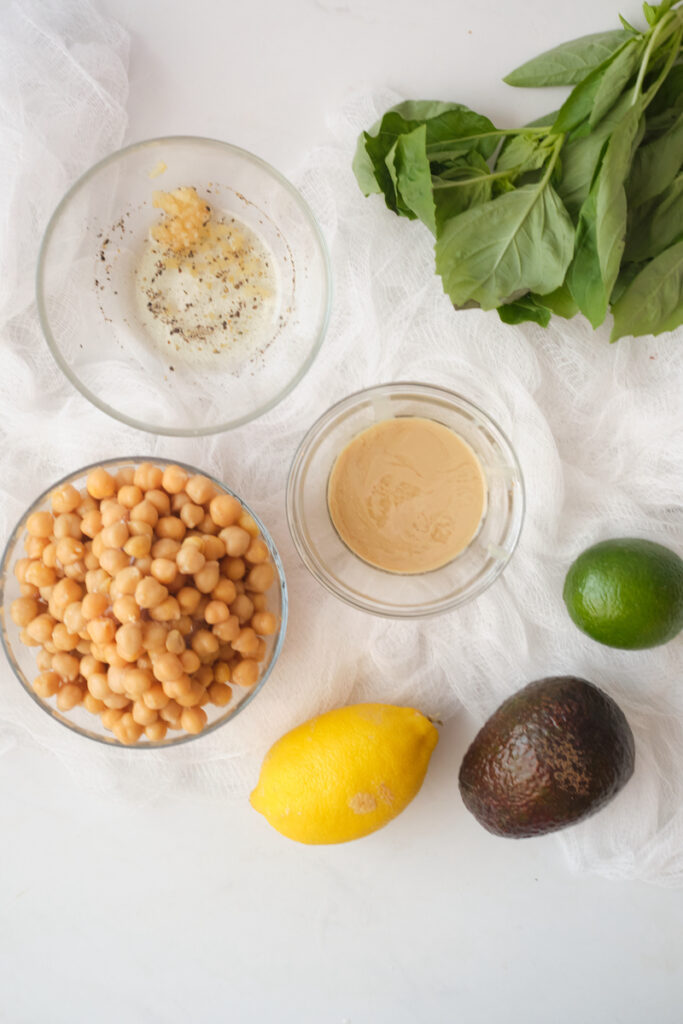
xmin=250 ymin=703 xmax=439 ymax=844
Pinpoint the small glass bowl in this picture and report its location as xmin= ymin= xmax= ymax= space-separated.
xmin=286 ymin=382 xmax=524 ymax=618
xmin=37 ymin=136 xmax=332 ymax=436
xmin=0 ymin=457 xmax=287 ymax=748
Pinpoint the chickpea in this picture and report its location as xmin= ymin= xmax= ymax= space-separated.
xmin=53 ymin=513 xmax=82 ymax=540
xmin=117 ymin=484 xmax=143 ymax=509
xmin=19 ymin=628 xmax=40 ymax=647
xmin=245 ymin=539 xmax=269 ymax=565
xmin=176 ymin=544 xmax=205 ymax=576
xmin=159 ymin=699 xmax=183 ymax=725
xmin=80 ymin=509 xmax=103 ymax=538
xmin=145 ymin=721 xmax=168 ymax=742
xmin=232 ymin=627 xmax=260 ymax=657
xmin=213 ymin=661 xmax=231 ymax=685
xmin=212 ymin=615 xmax=240 ymax=643
xmin=57 ymin=683 xmax=84 ymax=711
xmin=151 ymin=538 xmax=181 ymax=560
xmin=81 ymin=591 xmax=108 ymax=620
xmin=208 ymin=493 xmax=240 ymax=528
xmin=133 ymin=462 xmax=163 ymax=492
xmin=180 ymin=502 xmax=204 ymax=529
xmin=83 ymin=693 xmax=106 ymax=715
xmin=25 ymin=561 xmax=57 ymax=588
xmin=131 ymin=500 xmax=158 ymax=527
xmin=142 ymin=620 xmax=168 ymax=651
xmin=162 ymin=464 xmax=188 ymax=494
xmin=33 ymin=671 xmax=62 ymax=698
xmin=80 ymin=655 xmax=105 ymax=679
xmin=64 ymin=560 xmax=87 ymax=583
xmin=171 ymin=492 xmax=191 ymax=512
xmin=107 ymin=665 xmax=126 ymax=694
xmin=103 ymin=693 xmax=131 ymax=710
xmin=164 ymin=629 xmax=185 ymax=655
xmin=87 ymin=618 xmax=116 ymax=645
xmin=152 ymin=652 xmax=184 ymax=684
xmin=176 ymin=615 xmax=194 ymax=636
xmin=201 ymin=536 xmax=225 ymax=561
xmin=151 ymin=558 xmax=177 ymax=586
xmin=239 ymin=512 xmax=259 ymax=538
xmin=251 ymin=611 xmax=277 ymax=636
xmin=123 ymin=534 xmax=151 ymax=559
xmin=87 ymin=673 xmax=111 ymax=700
xmin=25 ymin=535 xmax=49 ymax=559
xmin=78 ymin=494 xmax=97 ymax=515
xmin=99 ymin=549 xmax=130 ymax=577
xmin=204 ymin=600 xmax=229 ymax=625
xmin=162 ymin=674 xmax=192 ymax=701
xmin=246 ymin=563 xmax=276 ymax=593
xmin=149 ymin=596 xmax=181 ymax=622
xmin=223 ymin=557 xmax=246 ymax=582
xmin=115 ymin=622 xmax=143 ymax=663
xmin=181 ymin=706 xmax=207 ymax=734
xmin=210 ymin=680 xmax=234 ymax=708
xmin=100 ymin=522 xmax=129 ymax=550
xmin=135 ymin=577 xmax=168 ymax=610
xmin=230 ymin=595 xmax=254 ymax=625
xmin=177 ymin=586 xmax=201 ymax=615
xmin=232 ymin=658 xmax=260 ymax=688
xmin=103 ymin=643 xmax=127 ymax=669
xmin=135 ymin=556 xmax=152 ymax=575
xmin=113 ymin=712 xmax=143 ymax=745
xmin=185 ymin=474 xmax=215 ymax=506
xmin=180 ymin=649 xmax=201 ymax=675
xmin=123 ymin=667 xmax=154 ymax=697
xmin=85 ymin=568 xmax=111 ymax=595
xmin=14 ymin=558 xmax=32 ymax=584
xmin=52 ymin=623 xmax=79 ymax=651
xmin=156 ymin=515 xmax=186 ymax=542
xmin=112 ymin=596 xmax=140 ymax=624
xmin=36 ymin=648 xmax=54 ymax=672
xmin=145 ymin=489 xmax=171 ymax=516
xmin=127 ymin=519 xmax=153 ymax=539
xmin=218 ymin=526 xmax=251 ymax=558
xmin=101 ymin=707 xmax=125 ymax=731
xmin=25 ymin=613 xmax=56 ymax=644
xmin=175 ymin=681 xmax=206 ymax=708
xmin=211 ymin=578 xmax=237 ymax=605
xmin=132 ymin=700 xmax=158 ymax=726
xmin=26 ymin=510 xmax=54 ymax=538
xmin=191 ymin=629 xmax=219 ymax=658
xmin=42 ymin=542 xmax=58 ymax=568
xmin=100 ymin=502 xmax=129 ymax=529
xmin=198 ymin=513 xmax=220 ymax=536
xmin=55 ymin=537 xmax=84 ymax=566
xmin=10 ymin=596 xmax=40 ymax=627
xmin=83 ymin=549 xmax=99 ymax=571
xmin=142 ymin=683 xmax=169 ymax=710
xmin=51 ymin=484 xmax=81 ymax=515
xmin=52 ymin=651 xmax=81 ymax=682
xmin=251 ymin=593 xmax=268 ymax=612
xmin=112 ymin=566 xmax=142 ymax=598
xmin=194 ymin=560 xmax=220 ymax=595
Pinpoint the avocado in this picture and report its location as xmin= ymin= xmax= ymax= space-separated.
xmin=458 ymin=676 xmax=635 ymax=838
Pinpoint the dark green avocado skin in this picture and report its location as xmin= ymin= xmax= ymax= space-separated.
xmin=458 ymin=676 xmax=635 ymax=838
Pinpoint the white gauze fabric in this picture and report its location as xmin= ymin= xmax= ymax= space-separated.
xmin=0 ymin=6 xmax=682 ymax=885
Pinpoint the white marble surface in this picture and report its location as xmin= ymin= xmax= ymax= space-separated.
xmin=3 ymin=1 xmax=683 ymax=1021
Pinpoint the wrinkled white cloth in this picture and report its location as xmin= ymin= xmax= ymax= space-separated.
xmin=0 ymin=3 xmax=682 ymax=886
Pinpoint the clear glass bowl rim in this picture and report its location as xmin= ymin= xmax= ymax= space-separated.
xmin=35 ymin=135 xmax=333 ymax=437
xmin=286 ymin=381 xmax=526 ymax=619
xmin=0 ymin=456 xmax=288 ymax=749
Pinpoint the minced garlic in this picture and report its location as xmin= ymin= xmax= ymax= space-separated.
xmin=152 ymin=186 xmax=211 ymax=252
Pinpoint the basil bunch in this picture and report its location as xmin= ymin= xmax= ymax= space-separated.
xmin=353 ymin=1 xmax=683 ymax=341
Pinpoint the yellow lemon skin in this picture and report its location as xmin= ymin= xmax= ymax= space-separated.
xmin=249 ymin=703 xmax=438 ymax=844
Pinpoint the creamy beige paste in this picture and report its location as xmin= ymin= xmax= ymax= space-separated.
xmin=327 ymin=417 xmax=487 ymax=574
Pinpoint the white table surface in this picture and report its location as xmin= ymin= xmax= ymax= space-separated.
xmin=3 ymin=1 xmax=683 ymax=1021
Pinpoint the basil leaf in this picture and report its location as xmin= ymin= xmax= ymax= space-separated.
xmin=557 ymin=93 xmax=632 ymax=219
xmin=495 ymin=133 xmax=555 ymax=175
xmin=627 ymin=110 xmax=683 ymax=206
xmin=532 ymin=283 xmax=579 ymax=319
xmin=433 ymin=153 xmax=493 ymax=230
xmin=552 ymin=40 xmax=639 ymax=134
xmin=610 ymin=238 xmax=683 ymax=340
xmin=589 ymin=38 xmax=645 ymax=126
xmin=625 ymin=172 xmax=683 ymax=261
xmin=504 ymin=30 xmax=631 ymax=87
xmin=567 ymin=105 xmax=643 ymax=326
xmin=389 ymin=125 xmax=436 ymax=233
xmin=435 ymin=181 xmax=574 ymax=310
xmin=610 ymin=260 xmax=648 ymax=304
xmin=497 ymin=295 xmax=552 ymax=327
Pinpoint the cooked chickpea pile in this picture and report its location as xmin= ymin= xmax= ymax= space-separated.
xmin=10 ymin=463 xmax=279 ymax=745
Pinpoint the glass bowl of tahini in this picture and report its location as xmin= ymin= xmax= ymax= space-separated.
xmin=37 ymin=137 xmax=332 ymax=436
xmin=286 ymin=382 xmax=524 ymax=618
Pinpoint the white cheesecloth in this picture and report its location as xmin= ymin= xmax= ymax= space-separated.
xmin=0 ymin=0 xmax=681 ymax=886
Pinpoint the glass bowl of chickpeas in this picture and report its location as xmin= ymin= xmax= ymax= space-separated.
xmin=0 ymin=458 xmax=287 ymax=746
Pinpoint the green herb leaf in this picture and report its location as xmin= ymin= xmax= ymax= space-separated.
xmin=625 ymin=172 xmax=683 ymax=260
xmin=556 ymin=93 xmax=632 ymax=219
xmin=610 ymin=238 xmax=683 ymax=339
xmin=433 ymin=153 xmax=494 ymax=230
xmin=495 ymin=132 xmax=556 ymax=175
xmin=504 ymin=30 xmax=632 ymax=87
xmin=435 ymin=178 xmax=574 ymax=309
xmin=589 ymin=38 xmax=645 ymax=126
xmin=387 ymin=125 xmax=436 ymax=233
xmin=532 ymin=283 xmax=580 ymax=318
xmin=497 ymin=295 xmax=552 ymax=326
xmin=627 ymin=109 xmax=683 ymax=205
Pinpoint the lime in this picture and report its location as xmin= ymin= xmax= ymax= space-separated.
xmin=563 ymin=538 xmax=683 ymax=649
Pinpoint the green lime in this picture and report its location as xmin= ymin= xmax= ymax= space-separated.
xmin=563 ymin=538 xmax=683 ymax=650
